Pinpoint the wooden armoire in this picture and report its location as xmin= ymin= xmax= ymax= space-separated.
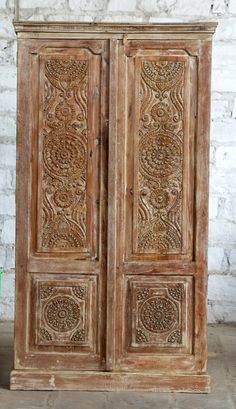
xmin=11 ymin=21 xmax=217 ymax=391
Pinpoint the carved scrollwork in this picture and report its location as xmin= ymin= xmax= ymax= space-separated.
xmin=45 ymin=59 xmax=88 ymax=91
xmin=42 ymin=214 xmax=85 ymax=249
xmin=138 ymin=215 xmax=181 ymax=251
xmin=137 ymin=59 xmax=185 ymax=253
xmin=142 ymin=61 xmax=184 ymax=92
xmin=38 ymin=57 xmax=88 ymax=251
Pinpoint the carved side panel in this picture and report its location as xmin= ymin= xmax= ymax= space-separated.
xmin=37 ymin=56 xmax=88 ymax=252
xmin=137 ymin=60 xmax=184 ymax=253
xmin=127 ymin=56 xmax=193 ymax=258
xmin=127 ymin=276 xmax=192 ymax=352
xmin=34 ymin=50 xmax=102 ymax=256
xmin=30 ymin=275 xmax=97 ymax=351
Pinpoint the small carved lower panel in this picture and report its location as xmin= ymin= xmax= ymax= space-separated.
xmin=128 ymin=276 xmax=192 ymax=352
xmin=30 ymin=275 xmax=96 ymax=350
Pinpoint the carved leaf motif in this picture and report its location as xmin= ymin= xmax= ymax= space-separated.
xmin=167 ymin=329 xmax=182 ymax=344
xmin=39 ymin=327 xmax=53 ymax=341
xmin=137 ymin=60 xmax=185 ymax=253
xmin=136 ymin=287 xmax=150 ymax=301
xmin=136 ymin=329 xmax=149 ymax=343
xmin=71 ymin=329 xmax=85 ymax=342
xmin=168 ymin=285 xmax=184 ymax=301
xmin=39 ymin=57 xmax=88 ymax=251
xmin=40 ymin=286 xmax=54 ymax=300
xmin=72 ymin=285 xmax=87 ymax=300
xmin=142 ymin=61 xmax=184 ymax=92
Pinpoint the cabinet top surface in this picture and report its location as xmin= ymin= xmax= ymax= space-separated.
xmin=13 ymin=20 xmax=217 ymax=36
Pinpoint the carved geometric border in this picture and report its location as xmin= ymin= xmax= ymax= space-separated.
xmin=30 ymin=274 xmax=97 ymax=352
xmin=127 ymin=276 xmax=193 ymax=354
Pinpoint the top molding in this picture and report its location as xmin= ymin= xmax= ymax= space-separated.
xmin=13 ymin=21 xmax=218 ymax=39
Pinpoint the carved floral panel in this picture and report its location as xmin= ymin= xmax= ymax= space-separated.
xmin=134 ymin=58 xmax=187 ymax=255
xmin=37 ymin=56 xmax=89 ymax=252
xmin=128 ymin=277 xmax=192 ymax=351
xmin=31 ymin=276 xmax=96 ymax=349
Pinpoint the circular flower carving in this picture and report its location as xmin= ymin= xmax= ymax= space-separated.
xmin=55 ymin=101 xmax=76 ymax=122
xmin=44 ymin=296 xmax=80 ymax=333
xmin=140 ymin=296 xmax=177 ymax=333
xmin=44 ymin=132 xmax=86 ymax=178
xmin=139 ymin=131 xmax=181 ymax=179
xmin=151 ymin=102 xmax=172 ymax=123
xmin=149 ymin=189 xmax=170 ymax=210
xmin=54 ymin=188 xmax=74 ymax=208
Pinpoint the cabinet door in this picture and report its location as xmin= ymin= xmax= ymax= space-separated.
xmin=15 ymin=39 xmax=108 ymax=371
xmin=112 ymin=39 xmax=210 ymax=373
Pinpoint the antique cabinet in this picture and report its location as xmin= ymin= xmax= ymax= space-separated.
xmin=11 ymin=21 xmax=217 ymax=391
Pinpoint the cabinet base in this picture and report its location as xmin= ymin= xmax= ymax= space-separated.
xmin=10 ymin=370 xmax=210 ymax=392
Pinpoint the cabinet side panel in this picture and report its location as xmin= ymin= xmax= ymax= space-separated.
xmin=14 ymin=39 xmax=31 ymax=370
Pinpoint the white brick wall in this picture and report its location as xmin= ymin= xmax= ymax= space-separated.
xmin=0 ymin=0 xmax=236 ymax=323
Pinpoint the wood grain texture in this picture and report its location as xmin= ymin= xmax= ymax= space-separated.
xmin=124 ymin=49 xmax=194 ymax=261
xmin=10 ymin=370 xmax=210 ymax=392
xmin=13 ymin=38 xmax=109 ymax=373
xmin=12 ymin=22 xmax=217 ymax=391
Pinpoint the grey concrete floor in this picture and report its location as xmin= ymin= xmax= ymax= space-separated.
xmin=0 ymin=323 xmax=235 ymax=408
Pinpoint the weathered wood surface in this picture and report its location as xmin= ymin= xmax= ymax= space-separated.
xmin=10 ymin=370 xmax=210 ymax=392
xmin=11 ymin=21 xmax=217 ymax=391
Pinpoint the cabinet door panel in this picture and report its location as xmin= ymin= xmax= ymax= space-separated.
xmin=125 ymin=49 xmax=195 ymax=262
xmin=15 ymin=39 xmax=108 ymax=371
xmin=114 ymin=41 xmax=198 ymax=372
xmin=126 ymin=276 xmax=193 ymax=355
xmin=26 ymin=274 xmax=101 ymax=370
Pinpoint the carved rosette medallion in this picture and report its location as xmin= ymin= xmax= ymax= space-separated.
xmin=44 ymin=296 xmax=81 ymax=333
xmin=38 ymin=57 xmax=89 ymax=252
xmin=140 ymin=296 xmax=177 ymax=333
xmin=139 ymin=131 xmax=182 ymax=180
xmin=43 ymin=132 xmax=86 ymax=178
xmin=136 ymin=59 xmax=185 ymax=254
xmin=131 ymin=280 xmax=186 ymax=348
xmin=37 ymin=282 xmax=89 ymax=346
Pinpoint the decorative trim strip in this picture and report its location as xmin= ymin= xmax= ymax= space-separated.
xmin=13 ymin=21 xmax=218 ymax=35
